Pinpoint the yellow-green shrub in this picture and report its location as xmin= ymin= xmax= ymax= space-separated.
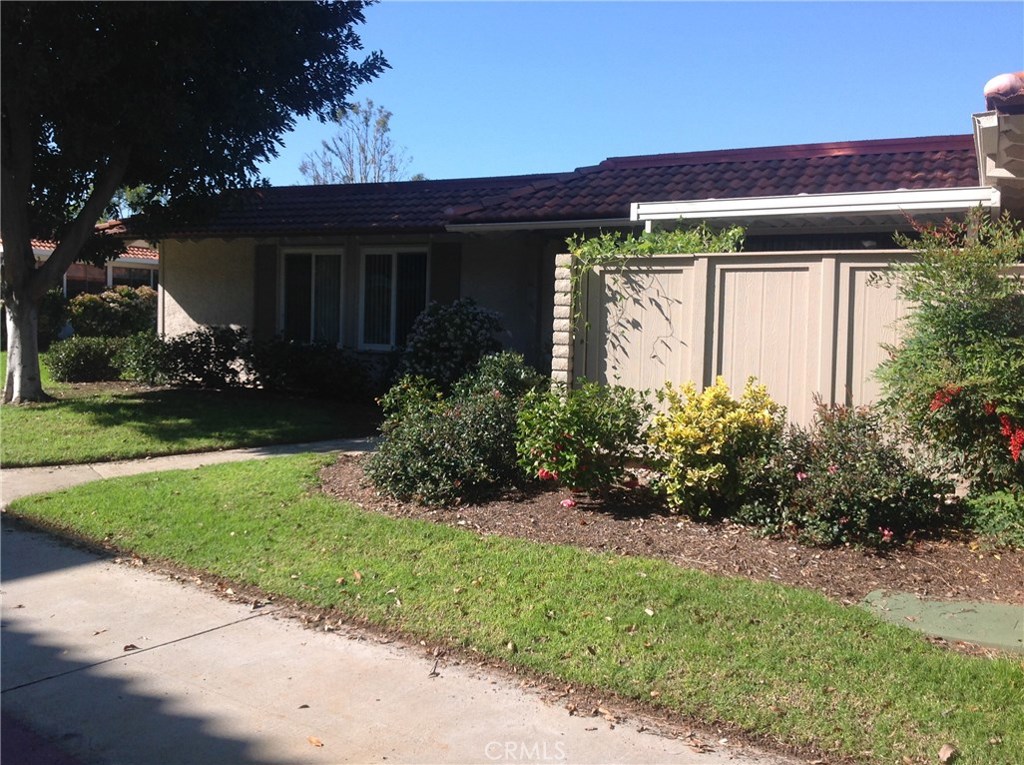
xmin=649 ymin=377 xmax=784 ymax=516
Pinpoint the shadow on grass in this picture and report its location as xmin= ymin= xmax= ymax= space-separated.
xmin=52 ymin=388 xmax=382 ymax=446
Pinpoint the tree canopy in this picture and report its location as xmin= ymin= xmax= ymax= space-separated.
xmin=0 ymin=1 xmax=387 ymax=401
xmin=299 ymin=98 xmax=423 ymax=184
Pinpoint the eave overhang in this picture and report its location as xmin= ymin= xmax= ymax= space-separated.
xmin=445 ymin=217 xmax=634 ymax=234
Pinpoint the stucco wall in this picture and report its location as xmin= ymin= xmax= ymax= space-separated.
xmin=160 ymin=239 xmax=257 ymax=337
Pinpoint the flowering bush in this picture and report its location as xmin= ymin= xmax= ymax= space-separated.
xmin=876 ymin=210 xmax=1024 ymax=491
xmin=367 ymin=353 xmax=543 ymax=505
xmin=399 ymin=299 xmax=503 ymax=392
xmin=516 ymin=381 xmax=651 ymax=494
xmin=648 ymin=377 xmax=784 ymax=517
xmin=738 ymin=404 xmax=948 ymax=547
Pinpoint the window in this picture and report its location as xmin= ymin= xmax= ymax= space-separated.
xmin=361 ymin=249 xmax=428 ymax=348
xmin=110 ymin=266 xmax=158 ymax=289
xmin=282 ymin=251 xmax=343 ymax=345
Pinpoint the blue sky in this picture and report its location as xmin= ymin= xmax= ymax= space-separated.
xmin=257 ymin=1 xmax=1024 ymax=186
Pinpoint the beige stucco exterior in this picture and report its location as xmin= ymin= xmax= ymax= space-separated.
xmin=159 ymin=238 xmax=258 ymax=337
xmin=157 ymin=234 xmax=556 ymax=369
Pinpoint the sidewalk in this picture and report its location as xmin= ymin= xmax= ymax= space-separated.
xmin=1 ymin=443 xmax=797 ymax=765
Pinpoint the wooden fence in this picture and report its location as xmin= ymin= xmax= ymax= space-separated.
xmin=553 ymin=250 xmax=921 ymax=425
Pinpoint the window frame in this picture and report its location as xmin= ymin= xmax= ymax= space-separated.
xmin=358 ymin=246 xmax=431 ymax=350
xmin=278 ymin=246 xmax=345 ymax=346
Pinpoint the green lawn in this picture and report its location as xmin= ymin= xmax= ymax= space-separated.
xmin=9 ymin=454 xmax=1023 ymax=765
xmin=0 ymin=353 xmax=379 ymax=467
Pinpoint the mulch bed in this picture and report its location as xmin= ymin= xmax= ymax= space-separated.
xmin=321 ymin=454 xmax=1024 ymax=607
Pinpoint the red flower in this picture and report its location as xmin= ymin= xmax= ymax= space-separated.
xmin=983 ymin=401 xmax=998 ymax=416
xmin=1011 ymin=427 xmax=1024 ymax=463
xmin=929 ymin=385 xmax=962 ymax=412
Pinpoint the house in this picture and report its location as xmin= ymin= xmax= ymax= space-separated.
xmin=147 ymin=72 xmax=1023 ymax=421
xmin=0 ymin=236 xmax=159 ymax=298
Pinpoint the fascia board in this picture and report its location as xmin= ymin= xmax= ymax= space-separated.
xmin=632 ymin=187 xmax=999 ymax=222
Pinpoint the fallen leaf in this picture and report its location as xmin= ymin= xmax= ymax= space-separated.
xmin=938 ymin=744 xmax=958 ymax=763
xmin=308 ymin=736 xmax=324 ymax=748
xmin=353 ymin=570 xmax=363 ymax=583
xmin=123 ymin=644 xmax=140 ymax=652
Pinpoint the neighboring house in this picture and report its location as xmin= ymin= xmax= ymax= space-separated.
xmin=143 ymin=73 xmax=1024 ymax=420
xmin=0 ymin=236 xmax=159 ymax=298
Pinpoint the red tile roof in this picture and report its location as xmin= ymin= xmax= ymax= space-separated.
xmin=0 ymin=236 xmax=158 ymax=261
xmin=127 ymin=134 xmax=979 ymax=237
xmin=450 ymin=135 xmax=979 ymax=225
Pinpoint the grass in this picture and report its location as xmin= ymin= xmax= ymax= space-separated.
xmin=0 ymin=353 xmax=378 ymax=467
xmin=9 ymin=453 xmax=1023 ymax=765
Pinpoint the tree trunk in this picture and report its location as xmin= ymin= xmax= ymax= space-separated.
xmin=3 ymin=292 xmax=48 ymax=403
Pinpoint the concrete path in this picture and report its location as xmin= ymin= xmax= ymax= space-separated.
xmin=1 ymin=520 xmax=795 ymax=765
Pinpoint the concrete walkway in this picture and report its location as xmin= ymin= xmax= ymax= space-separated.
xmin=1 ymin=444 xmax=796 ymax=765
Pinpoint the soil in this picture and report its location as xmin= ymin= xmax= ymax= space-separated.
xmin=320 ymin=454 xmax=1024 ymax=607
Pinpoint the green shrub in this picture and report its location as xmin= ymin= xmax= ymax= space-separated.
xmin=367 ymin=353 xmax=542 ymax=505
xmin=738 ymin=404 xmax=948 ymax=547
xmin=45 ymin=335 xmax=124 ymax=381
xmin=250 ymin=339 xmax=371 ymax=401
xmin=453 ymin=350 xmax=547 ymax=399
xmin=69 ymin=285 xmax=157 ymax=337
xmin=876 ymin=210 xmax=1024 ymax=491
xmin=648 ymin=377 xmax=784 ymax=517
xmin=38 ymin=288 xmax=69 ymax=350
xmin=963 ymin=490 xmax=1024 ymax=548
xmin=399 ymin=299 xmax=502 ymax=391
xmin=162 ymin=325 xmax=251 ymax=389
xmin=114 ymin=332 xmax=168 ymax=385
xmin=517 ymin=381 xmax=652 ymax=494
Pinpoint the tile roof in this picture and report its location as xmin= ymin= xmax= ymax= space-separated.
xmin=0 ymin=235 xmax=158 ymax=261
xmin=449 ymin=135 xmax=979 ymax=225
xmin=153 ymin=174 xmax=558 ymax=238
xmin=125 ymin=134 xmax=979 ymax=237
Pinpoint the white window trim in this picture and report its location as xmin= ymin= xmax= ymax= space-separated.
xmin=358 ymin=246 xmax=431 ymax=351
xmin=278 ymin=246 xmax=345 ymax=346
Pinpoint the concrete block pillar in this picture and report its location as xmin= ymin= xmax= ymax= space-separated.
xmin=551 ymin=253 xmax=574 ymax=387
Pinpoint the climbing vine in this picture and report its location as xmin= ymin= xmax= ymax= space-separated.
xmin=564 ymin=221 xmax=745 ymax=326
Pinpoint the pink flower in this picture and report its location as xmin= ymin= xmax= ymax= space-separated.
xmin=827 ymin=464 xmax=839 ymax=475
xmin=560 ymin=498 xmax=577 ymax=508
xmin=879 ymin=527 xmax=894 ymax=543
xmin=795 ymin=471 xmax=808 ymax=481
xmin=537 ymin=468 xmax=558 ymax=481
